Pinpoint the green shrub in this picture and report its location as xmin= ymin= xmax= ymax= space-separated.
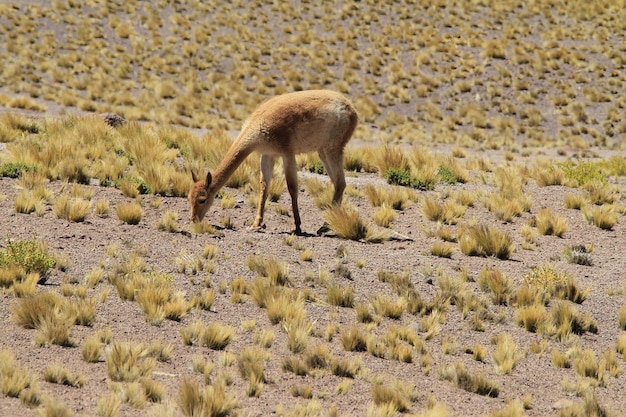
xmin=115 ymin=176 xmax=152 ymax=195
xmin=307 ymin=159 xmax=326 ymax=175
xmin=438 ymin=166 xmax=457 ymax=185
xmin=558 ymin=160 xmax=605 ymax=186
xmin=0 ymin=162 xmax=37 ymax=178
xmin=0 ymin=237 xmax=56 ymax=276
xmin=385 ymin=167 xmax=413 ymax=187
xmin=606 ymin=155 xmax=626 ymax=176
xmin=524 ymin=265 xmax=589 ymax=303
xmin=385 ymin=167 xmax=435 ymax=190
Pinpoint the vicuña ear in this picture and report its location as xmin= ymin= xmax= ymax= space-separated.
xmin=191 ymin=170 xmax=199 ymax=182
xmin=205 ymin=171 xmax=212 ymax=188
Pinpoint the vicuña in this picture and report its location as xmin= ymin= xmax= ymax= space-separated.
xmin=188 ymin=90 xmax=358 ymax=234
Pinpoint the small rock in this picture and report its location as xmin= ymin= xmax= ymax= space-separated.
xmin=100 ymin=113 xmax=127 ymax=127
xmin=553 ymin=399 xmax=574 ymax=409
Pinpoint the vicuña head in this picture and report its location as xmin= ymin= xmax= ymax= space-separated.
xmin=188 ymin=89 xmax=358 ymax=234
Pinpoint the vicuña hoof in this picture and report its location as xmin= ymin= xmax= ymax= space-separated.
xmin=248 ymin=224 xmax=266 ymax=232
xmin=316 ymin=223 xmax=331 ymax=236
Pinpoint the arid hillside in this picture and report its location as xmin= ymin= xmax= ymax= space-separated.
xmin=0 ymin=1 xmax=625 ymax=417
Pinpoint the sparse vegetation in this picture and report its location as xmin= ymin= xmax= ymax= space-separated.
xmin=201 ymin=322 xmax=236 ymax=351
xmin=531 ymin=208 xmax=568 ymax=237
xmin=564 ymin=245 xmax=593 ymax=266
xmin=459 ymin=224 xmax=514 ymax=260
xmin=178 ymin=378 xmax=238 ymax=417
xmin=325 ymin=204 xmax=388 ymax=242
xmin=157 ymin=210 xmax=180 ymax=233
xmin=53 ymin=195 xmax=90 ymax=222
xmin=582 ymin=204 xmax=618 ymax=230
xmin=43 ymin=364 xmax=85 ymax=388
xmin=439 ymin=362 xmax=499 ymax=397
xmin=478 ymin=268 xmax=513 ymax=305
xmin=116 ymin=202 xmax=143 ymax=225
xmin=491 ymin=334 xmax=524 ymax=374
xmin=0 ymin=236 xmax=57 ymax=278
xmin=0 ymin=2 xmax=625 ymax=415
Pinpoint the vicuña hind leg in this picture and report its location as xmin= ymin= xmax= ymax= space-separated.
xmin=317 ymin=149 xmax=347 ymax=235
xmin=283 ymin=155 xmax=302 ymax=234
xmin=319 ymin=149 xmax=346 ymax=205
xmin=253 ymin=154 xmax=275 ymax=229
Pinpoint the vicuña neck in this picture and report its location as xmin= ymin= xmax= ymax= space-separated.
xmin=209 ymin=139 xmax=255 ymax=193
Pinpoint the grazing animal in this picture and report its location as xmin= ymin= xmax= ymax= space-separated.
xmin=188 ymin=90 xmax=358 ymax=234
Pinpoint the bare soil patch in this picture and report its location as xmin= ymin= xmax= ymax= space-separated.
xmin=0 ymin=1 xmax=625 ymax=417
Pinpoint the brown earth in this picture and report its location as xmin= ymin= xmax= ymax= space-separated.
xmin=0 ymin=146 xmax=625 ymax=417
xmin=1 ymin=1 xmax=626 ymax=417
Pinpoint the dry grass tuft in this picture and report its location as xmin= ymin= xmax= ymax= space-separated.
xmin=157 ymin=210 xmax=180 ymax=232
xmin=0 ymin=350 xmax=38 ymax=402
xmin=370 ymin=294 xmax=406 ymax=320
xmin=478 ymin=268 xmax=513 ymax=305
xmin=531 ymin=208 xmax=568 ymax=237
xmin=327 ymin=283 xmax=355 ymax=308
xmin=582 ymin=204 xmax=618 ymax=230
xmin=246 ymin=255 xmax=290 ymax=286
xmin=524 ymin=265 xmax=589 ymax=304
xmin=372 ymin=204 xmax=396 ymax=228
xmin=116 ymin=202 xmax=143 ymax=224
xmin=12 ymin=291 xmax=75 ymax=346
xmin=81 ymin=334 xmax=104 ymax=363
xmin=340 ymin=325 xmax=368 ymax=352
xmin=491 ymin=333 xmax=524 ymax=374
xmin=439 ymin=362 xmax=499 ymax=397
xmin=178 ymin=378 xmax=238 ymax=417
xmin=515 ymin=304 xmax=548 ymax=333
xmin=284 ymin=318 xmax=315 ymax=354
xmin=325 ymin=204 xmax=368 ymax=241
xmin=105 ymin=342 xmax=155 ymax=382
xmin=430 ymin=241 xmax=454 ymax=258
xmin=422 ymin=195 xmax=466 ymax=225
xmin=564 ymin=192 xmax=586 ymax=210
xmin=201 ymin=322 xmax=236 ymax=351
xmin=53 ymin=194 xmax=90 ymax=222
xmin=459 ymin=224 xmax=514 ymax=260
xmin=551 ymin=301 xmax=598 ymax=342
xmin=557 ymin=391 xmax=612 ymax=417
xmin=43 ymin=364 xmax=85 ymax=388
xmin=238 ymin=346 xmax=269 ymax=397
xmin=371 ymin=379 xmax=417 ymax=412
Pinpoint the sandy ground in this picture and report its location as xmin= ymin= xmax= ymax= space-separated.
xmin=0 ymin=148 xmax=625 ymax=416
xmin=1 ymin=1 xmax=625 ymax=416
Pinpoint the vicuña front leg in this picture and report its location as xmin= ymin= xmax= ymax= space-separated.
xmin=253 ymin=155 xmax=275 ymax=229
xmin=283 ymin=155 xmax=302 ymax=234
